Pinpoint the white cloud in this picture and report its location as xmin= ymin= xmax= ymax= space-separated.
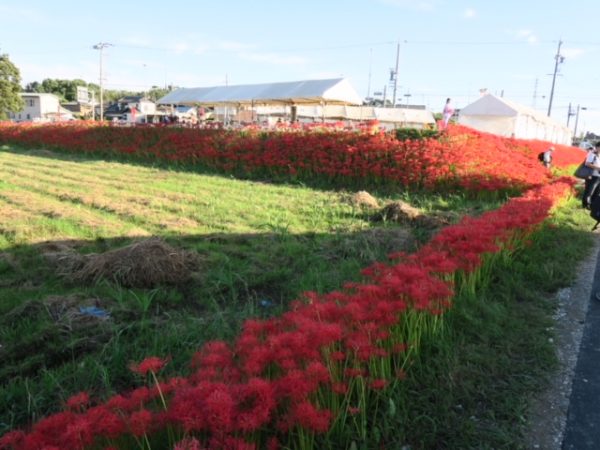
xmin=463 ymin=8 xmax=476 ymax=19
xmin=562 ymin=47 xmax=585 ymax=59
xmin=506 ymin=29 xmax=538 ymax=44
xmin=238 ymin=52 xmax=307 ymax=65
xmin=377 ymin=0 xmax=437 ymax=12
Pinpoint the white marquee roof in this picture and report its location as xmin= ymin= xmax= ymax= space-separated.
xmin=459 ymin=94 xmax=563 ymax=128
xmin=157 ymin=78 xmax=363 ymax=106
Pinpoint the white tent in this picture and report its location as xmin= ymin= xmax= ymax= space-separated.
xmin=293 ymin=105 xmax=435 ymax=129
xmin=157 ymin=78 xmax=363 ymax=106
xmin=458 ymin=94 xmax=573 ymax=145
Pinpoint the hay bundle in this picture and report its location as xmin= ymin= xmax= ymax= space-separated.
xmin=373 ymin=201 xmax=455 ymax=229
xmin=41 ymin=243 xmax=88 ymax=276
xmin=373 ymin=200 xmax=422 ymax=222
xmin=347 ymin=191 xmax=380 ymax=209
xmin=71 ymin=238 xmax=198 ymax=288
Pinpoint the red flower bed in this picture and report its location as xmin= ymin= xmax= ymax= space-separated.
xmin=0 ymin=177 xmax=574 ymax=450
xmin=0 ymin=122 xmax=584 ymax=195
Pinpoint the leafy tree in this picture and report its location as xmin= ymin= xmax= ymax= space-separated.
xmin=0 ymin=53 xmax=24 ymax=120
xmin=24 ymin=81 xmax=41 ymax=92
xmin=146 ymin=86 xmax=171 ymax=102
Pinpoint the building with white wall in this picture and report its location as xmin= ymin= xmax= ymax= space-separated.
xmin=9 ymin=93 xmax=74 ymax=122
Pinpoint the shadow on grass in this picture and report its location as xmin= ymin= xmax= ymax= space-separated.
xmin=0 ymin=223 xmax=417 ymax=433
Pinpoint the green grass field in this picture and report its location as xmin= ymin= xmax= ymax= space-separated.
xmin=0 ymin=145 xmax=595 ymax=448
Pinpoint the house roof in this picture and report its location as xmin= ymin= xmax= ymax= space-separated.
xmin=157 ymin=78 xmax=363 ymax=106
xmin=20 ymin=92 xmax=60 ymax=99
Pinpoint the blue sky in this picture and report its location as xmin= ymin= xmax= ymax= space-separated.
xmin=1 ymin=0 xmax=599 ymax=135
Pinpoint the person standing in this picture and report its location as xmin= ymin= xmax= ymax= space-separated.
xmin=582 ymin=143 xmax=600 ymax=209
xmin=442 ymin=98 xmax=454 ymax=128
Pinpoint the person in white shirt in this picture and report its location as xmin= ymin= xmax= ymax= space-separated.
xmin=582 ymin=143 xmax=600 ymax=209
xmin=542 ymin=146 xmax=554 ymax=168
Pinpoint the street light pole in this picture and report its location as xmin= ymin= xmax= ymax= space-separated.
xmin=93 ymin=42 xmax=113 ymax=121
xmin=391 ymin=41 xmax=400 ymax=107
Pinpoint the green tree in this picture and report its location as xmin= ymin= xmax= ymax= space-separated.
xmin=0 ymin=53 xmax=24 ymax=120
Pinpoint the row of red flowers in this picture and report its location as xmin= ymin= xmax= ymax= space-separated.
xmin=0 ymin=122 xmax=584 ymax=195
xmin=0 ymin=174 xmax=575 ymax=450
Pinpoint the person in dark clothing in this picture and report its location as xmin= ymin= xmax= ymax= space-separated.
xmin=582 ymin=143 xmax=600 ymax=209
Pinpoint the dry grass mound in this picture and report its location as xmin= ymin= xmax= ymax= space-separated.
xmin=43 ymin=238 xmax=199 ymax=288
xmin=40 ymin=241 xmax=88 ymax=275
xmin=374 ymin=200 xmax=423 ymax=222
xmin=373 ymin=200 xmax=454 ymax=229
xmin=344 ymin=191 xmax=380 ymax=209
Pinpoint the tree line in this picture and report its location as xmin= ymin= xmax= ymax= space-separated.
xmin=0 ymin=52 xmax=172 ymax=120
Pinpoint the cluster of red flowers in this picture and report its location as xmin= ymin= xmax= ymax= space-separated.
xmin=0 ymin=122 xmax=584 ymax=195
xmin=0 ymin=172 xmax=574 ymax=449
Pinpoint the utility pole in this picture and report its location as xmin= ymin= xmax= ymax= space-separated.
xmin=573 ymin=105 xmax=587 ymax=138
xmin=566 ymin=102 xmax=575 ymax=126
xmin=547 ymin=40 xmax=564 ymax=117
xmin=391 ymin=41 xmax=400 ymax=107
xmin=93 ymin=42 xmax=113 ymax=121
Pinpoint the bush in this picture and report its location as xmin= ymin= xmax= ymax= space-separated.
xmin=395 ymin=127 xmax=439 ymax=141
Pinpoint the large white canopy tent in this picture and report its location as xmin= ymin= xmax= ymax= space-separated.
xmin=157 ymin=78 xmax=363 ymax=107
xmin=458 ymin=94 xmax=573 ymax=145
xmin=157 ymin=78 xmax=435 ymax=128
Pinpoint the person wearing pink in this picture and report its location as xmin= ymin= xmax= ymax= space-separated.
xmin=442 ymin=98 xmax=454 ymax=128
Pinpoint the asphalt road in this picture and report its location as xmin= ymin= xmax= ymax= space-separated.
xmin=563 ymin=243 xmax=600 ymax=449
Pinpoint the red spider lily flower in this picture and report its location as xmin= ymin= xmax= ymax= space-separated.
xmin=204 ymin=387 xmax=235 ymax=433
xmin=369 ymin=379 xmax=388 ymax=390
xmin=348 ymin=406 xmax=361 ymax=415
xmin=128 ymin=408 xmax=154 ymax=437
xmin=0 ymin=430 xmax=25 ymax=449
xmin=65 ymin=391 xmax=90 ymax=412
xmin=86 ymin=405 xmax=126 ymax=439
xmin=291 ymin=401 xmax=332 ymax=433
xmin=332 ymin=382 xmax=349 ymax=394
xmin=344 ymin=367 xmax=365 ymax=378
xmin=232 ymin=378 xmax=275 ymax=432
xmin=129 ymin=356 xmax=170 ymax=376
xmin=329 ymin=350 xmax=346 ymax=361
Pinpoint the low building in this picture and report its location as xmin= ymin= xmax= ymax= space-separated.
xmin=9 ymin=93 xmax=74 ymax=122
xmin=104 ymin=96 xmax=156 ymax=123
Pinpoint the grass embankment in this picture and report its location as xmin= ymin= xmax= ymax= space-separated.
xmin=0 ymin=145 xmax=594 ymax=448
